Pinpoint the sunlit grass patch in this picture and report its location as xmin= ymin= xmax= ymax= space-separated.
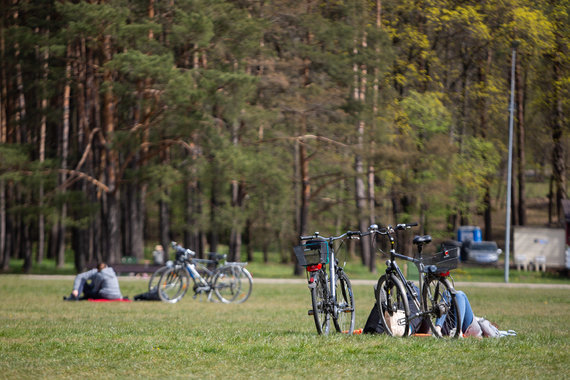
xmin=0 ymin=276 xmax=568 ymax=379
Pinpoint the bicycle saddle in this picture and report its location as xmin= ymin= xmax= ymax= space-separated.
xmin=413 ymin=235 xmax=432 ymax=245
xmin=208 ymin=253 xmax=227 ymax=261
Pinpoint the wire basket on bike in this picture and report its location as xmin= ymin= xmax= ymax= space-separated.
xmin=420 ymin=247 xmax=459 ymax=273
xmin=294 ymin=240 xmax=329 ymax=266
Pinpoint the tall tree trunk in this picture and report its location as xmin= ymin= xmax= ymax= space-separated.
xmin=72 ymin=37 xmax=92 ymax=268
xmin=128 ymin=182 xmax=144 ymax=260
xmin=159 ymin=197 xmax=169 ymax=256
xmin=245 ymin=218 xmax=253 ymax=262
xmin=21 ymin=212 xmax=32 ymax=273
xmin=479 ymin=51 xmax=493 ymax=241
xmin=354 ymin=33 xmax=372 ymax=270
xmin=0 ymin=180 xmax=5 ymax=270
xmin=515 ymin=58 xmax=526 ymax=226
xmin=551 ymin=56 xmax=566 ymax=224
xmin=483 ymin=188 xmax=492 ymax=240
xmin=125 ymin=0 xmax=156 ymax=260
xmin=37 ymin=19 xmax=49 ymax=265
xmin=102 ymin=33 xmax=121 ymax=264
xmin=14 ymin=3 xmax=26 ymax=145
xmin=229 ymin=121 xmax=242 ymax=262
xmin=295 ymin=115 xmax=309 ymax=276
xmin=293 ymin=16 xmax=315 ymax=275
xmin=2 ymin=185 xmax=14 ymax=270
xmin=299 ymin=122 xmax=310 ymax=239
xmin=548 ymin=174 xmax=554 ymax=225
xmin=209 ymin=173 xmax=219 ymax=254
xmin=184 ymin=176 xmax=202 ymax=256
xmin=57 ymin=44 xmax=72 ymax=268
xmin=0 ymin=19 xmax=6 ymax=270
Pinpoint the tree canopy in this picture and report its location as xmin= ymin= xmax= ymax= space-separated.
xmin=0 ymin=0 xmax=568 ymax=273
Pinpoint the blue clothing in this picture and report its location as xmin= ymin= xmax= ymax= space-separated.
xmin=73 ymin=267 xmax=122 ymax=299
xmin=436 ymin=290 xmax=474 ymax=334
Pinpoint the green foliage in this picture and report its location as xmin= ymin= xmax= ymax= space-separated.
xmin=1 ymin=0 xmax=567 ymax=272
xmin=400 ymin=90 xmax=452 ymax=148
xmin=453 ymin=136 xmax=503 ymax=216
xmin=0 ymin=145 xmax=31 ymax=175
xmin=106 ymin=51 xmax=175 ymax=82
xmin=56 ymin=1 xmax=128 ymax=41
xmin=170 ymin=6 xmax=214 ymax=49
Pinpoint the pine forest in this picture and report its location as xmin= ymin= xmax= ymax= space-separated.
xmin=0 ymin=0 xmax=568 ymax=273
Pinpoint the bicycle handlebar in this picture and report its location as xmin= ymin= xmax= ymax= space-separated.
xmin=396 ymin=222 xmax=418 ymax=230
xmin=368 ymin=222 xmax=418 ymax=235
xmin=299 ymin=229 xmax=363 ymax=242
xmin=170 ymin=241 xmax=196 ymax=259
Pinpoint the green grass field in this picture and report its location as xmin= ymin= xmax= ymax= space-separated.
xmin=1 ymin=275 xmax=569 ymax=379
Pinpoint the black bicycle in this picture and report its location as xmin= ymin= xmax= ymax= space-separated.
xmin=370 ymin=223 xmax=460 ymax=338
xmin=295 ymin=230 xmax=361 ymax=335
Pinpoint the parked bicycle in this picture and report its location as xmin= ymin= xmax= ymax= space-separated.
xmin=370 ymin=223 xmax=460 ymax=338
xmin=294 ymin=230 xmax=362 ymax=335
xmin=148 ymin=252 xmax=226 ymax=294
xmin=157 ymin=242 xmax=253 ymax=304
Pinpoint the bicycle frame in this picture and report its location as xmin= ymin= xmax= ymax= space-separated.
xmin=373 ymin=224 xmax=449 ymax=326
xmin=184 ymin=259 xmax=249 ymax=298
xmin=302 ymin=231 xmax=354 ymax=315
xmin=299 ymin=230 xmax=360 ymax=334
xmin=184 ymin=261 xmax=211 ymax=292
xmin=169 ymin=243 xmax=250 ymax=302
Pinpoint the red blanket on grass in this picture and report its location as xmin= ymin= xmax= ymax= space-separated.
xmin=88 ymin=298 xmax=131 ymax=302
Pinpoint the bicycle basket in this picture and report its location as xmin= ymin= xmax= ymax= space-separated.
xmin=420 ymin=247 xmax=459 ymax=273
xmin=294 ymin=240 xmax=328 ymax=266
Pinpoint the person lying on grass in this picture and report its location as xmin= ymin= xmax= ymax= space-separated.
xmin=432 ymin=290 xmax=516 ymax=338
xmin=64 ymin=262 xmax=124 ymax=301
xmin=363 ymin=285 xmax=516 ymax=338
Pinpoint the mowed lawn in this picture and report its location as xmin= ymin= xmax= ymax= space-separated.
xmin=0 ymin=275 xmax=569 ymax=379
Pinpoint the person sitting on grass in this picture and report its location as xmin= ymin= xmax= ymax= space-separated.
xmin=363 ymin=285 xmax=516 ymax=338
xmin=64 ymin=262 xmax=123 ymax=301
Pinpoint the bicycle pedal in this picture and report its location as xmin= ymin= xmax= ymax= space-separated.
xmin=308 ymin=309 xmax=314 ymax=316
xmin=307 ymin=282 xmax=316 ymax=289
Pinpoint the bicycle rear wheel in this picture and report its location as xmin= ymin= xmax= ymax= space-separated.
xmin=422 ymin=276 xmax=460 ymax=338
xmin=376 ymin=274 xmax=410 ymax=337
xmin=158 ymin=267 xmax=190 ymax=303
xmin=213 ymin=265 xmax=253 ymax=303
xmin=310 ymin=270 xmax=331 ymax=335
xmin=332 ymin=270 xmax=355 ymax=334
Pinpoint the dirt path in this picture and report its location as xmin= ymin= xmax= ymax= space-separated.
xmin=21 ymin=275 xmax=570 ymax=289
xmin=252 ymin=278 xmax=570 ymax=289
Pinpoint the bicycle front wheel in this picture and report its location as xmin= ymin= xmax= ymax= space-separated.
xmin=310 ymin=270 xmax=331 ymax=335
xmin=422 ymin=276 xmax=460 ymax=338
xmin=213 ymin=265 xmax=253 ymax=303
xmin=332 ymin=270 xmax=355 ymax=334
xmin=148 ymin=266 xmax=170 ymax=292
xmin=376 ymin=274 xmax=410 ymax=337
xmin=158 ymin=267 xmax=190 ymax=303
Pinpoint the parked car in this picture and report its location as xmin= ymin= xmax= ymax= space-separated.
xmin=462 ymin=240 xmax=503 ymax=264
